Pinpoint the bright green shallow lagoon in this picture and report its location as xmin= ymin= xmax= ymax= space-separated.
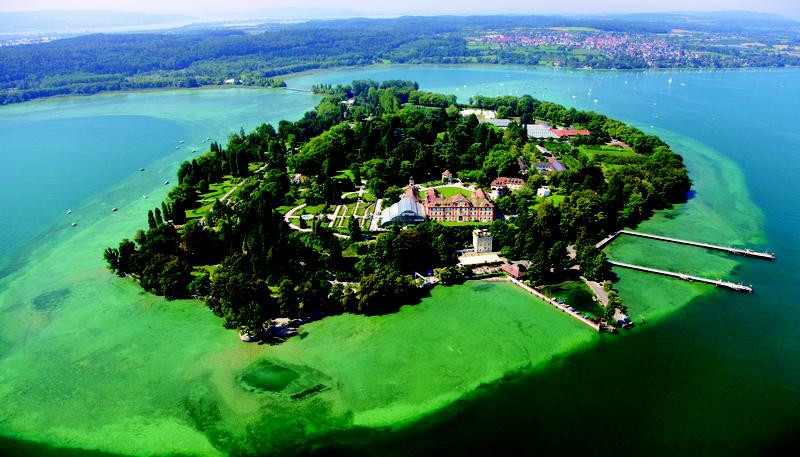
xmin=2 ymin=67 xmax=800 ymax=455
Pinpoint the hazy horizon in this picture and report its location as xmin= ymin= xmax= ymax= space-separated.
xmin=1 ymin=1 xmax=799 ymax=20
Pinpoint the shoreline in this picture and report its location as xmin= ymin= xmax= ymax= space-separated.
xmin=3 ymin=63 xmax=798 ymax=109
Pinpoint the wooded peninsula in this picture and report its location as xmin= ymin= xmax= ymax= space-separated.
xmin=104 ymin=80 xmax=690 ymax=338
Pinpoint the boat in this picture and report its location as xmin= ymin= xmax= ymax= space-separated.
xmin=142 ymin=194 xmax=148 ymax=199
xmin=139 ymin=167 xmax=145 ymax=171
xmin=179 ymin=140 xmax=184 ymax=143
xmin=112 ymin=208 xmax=118 ymax=212
xmin=191 ymin=149 xmax=197 ymax=153
xmin=175 ymin=146 xmax=179 ymax=149
xmin=66 ymin=209 xmax=72 ymax=214
xmin=163 ymin=180 xmax=169 ymax=185
xmin=71 ymin=222 xmax=77 ymax=227
xmin=668 ymin=77 xmax=673 ymax=85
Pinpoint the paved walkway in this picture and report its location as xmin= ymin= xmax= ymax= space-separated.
xmin=369 ymin=199 xmax=384 ymax=232
xmin=581 ymin=276 xmax=609 ymax=307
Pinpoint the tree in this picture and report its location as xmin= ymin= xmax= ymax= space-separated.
xmin=206 ymin=262 xmax=277 ymax=331
xmin=578 ymin=244 xmax=608 ymax=281
xmin=358 ymin=267 xmax=416 ymax=315
xmin=434 ymin=266 xmax=464 ymax=285
xmin=103 ymin=247 xmax=121 ymax=275
xmin=348 ymin=216 xmax=362 ymax=241
xmin=158 ymin=256 xmax=194 ymax=300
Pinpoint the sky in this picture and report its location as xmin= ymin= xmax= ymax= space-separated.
xmin=1 ymin=0 xmax=799 ymax=20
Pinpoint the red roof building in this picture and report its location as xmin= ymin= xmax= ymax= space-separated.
xmin=490 ymin=177 xmax=526 ymax=191
xmin=550 ymin=129 xmax=590 ymax=138
xmin=501 ymin=264 xmax=524 ymax=279
xmin=424 ymin=188 xmax=494 ymax=223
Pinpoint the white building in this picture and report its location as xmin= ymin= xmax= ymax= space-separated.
xmin=537 ymin=186 xmax=552 ymax=197
xmin=473 ymin=229 xmax=493 ymax=254
xmin=460 ymin=108 xmax=496 ymax=119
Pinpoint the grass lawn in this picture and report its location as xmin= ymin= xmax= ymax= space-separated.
xmin=420 ymin=186 xmax=472 ymax=198
xmin=357 ymin=203 xmax=374 ymax=218
xmin=334 ymin=169 xmax=355 ymax=181
xmin=559 ymin=155 xmax=581 ymax=170
xmin=541 ymin=280 xmax=605 ymax=318
xmin=578 ymin=145 xmax=643 ymax=168
xmin=532 ymin=194 xmax=566 ymax=210
xmin=302 ymin=204 xmax=326 ymax=215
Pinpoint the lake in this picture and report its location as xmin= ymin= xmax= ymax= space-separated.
xmin=1 ymin=66 xmax=799 ymax=456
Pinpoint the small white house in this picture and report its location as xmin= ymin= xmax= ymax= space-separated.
xmin=537 ymin=186 xmax=552 ymax=197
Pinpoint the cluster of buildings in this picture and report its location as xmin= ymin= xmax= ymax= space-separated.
xmin=466 ymin=30 xmax=698 ymax=67
xmin=526 ymin=124 xmax=589 ymax=139
xmin=380 ymin=179 xmax=495 ymax=227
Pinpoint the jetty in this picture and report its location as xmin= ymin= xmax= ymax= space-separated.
xmin=596 ymin=230 xmax=775 ymax=261
xmin=504 ymin=277 xmax=604 ymax=331
xmin=607 ymin=261 xmax=753 ymax=293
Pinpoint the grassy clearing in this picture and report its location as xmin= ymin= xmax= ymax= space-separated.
xmin=420 ymin=186 xmax=472 ymax=198
xmin=532 ymin=194 xmax=566 ymax=210
xmin=303 ymin=204 xmax=326 ymax=215
xmin=541 ymin=280 xmax=604 ymax=318
xmin=333 ymin=169 xmax=355 ymax=181
xmin=559 ymin=155 xmax=581 ymax=170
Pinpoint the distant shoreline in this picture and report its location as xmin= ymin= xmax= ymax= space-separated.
xmin=3 ymin=63 xmax=797 ymax=108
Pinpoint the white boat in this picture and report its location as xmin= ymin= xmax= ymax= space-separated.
xmin=179 ymin=140 xmax=184 ymax=143
xmin=163 ymin=180 xmax=169 ymax=185
xmin=112 ymin=208 xmax=118 ymax=212
xmin=139 ymin=167 xmax=145 ymax=171
xmin=66 ymin=209 xmax=72 ymax=214
xmin=192 ymin=149 xmax=197 ymax=153
xmin=71 ymin=222 xmax=77 ymax=227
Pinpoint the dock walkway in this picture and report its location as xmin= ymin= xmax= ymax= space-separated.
xmin=607 ymin=261 xmax=753 ymax=293
xmin=504 ymin=277 xmax=602 ymax=331
xmin=596 ymin=230 xmax=775 ymax=261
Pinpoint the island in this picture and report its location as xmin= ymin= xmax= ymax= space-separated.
xmin=103 ymin=79 xmax=691 ymax=340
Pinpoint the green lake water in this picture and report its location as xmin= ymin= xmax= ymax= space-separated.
xmin=1 ymin=66 xmax=799 ymax=455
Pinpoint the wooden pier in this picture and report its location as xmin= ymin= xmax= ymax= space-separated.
xmin=596 ymin=230 xmax=775 ymax=261
xmin=607 ymin=261 xmax=753 ymax=293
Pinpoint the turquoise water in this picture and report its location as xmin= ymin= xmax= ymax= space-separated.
xmin=0 ymin=67 xmax=798 ymax=455
xmin=289 ymin=66 xmax=800 ymax=454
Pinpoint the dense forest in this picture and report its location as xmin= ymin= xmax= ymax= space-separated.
xmin=104 ymin=80 xmax=690 ymax=337
xmin=2 ymin=14 xmax=800 ymax=104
